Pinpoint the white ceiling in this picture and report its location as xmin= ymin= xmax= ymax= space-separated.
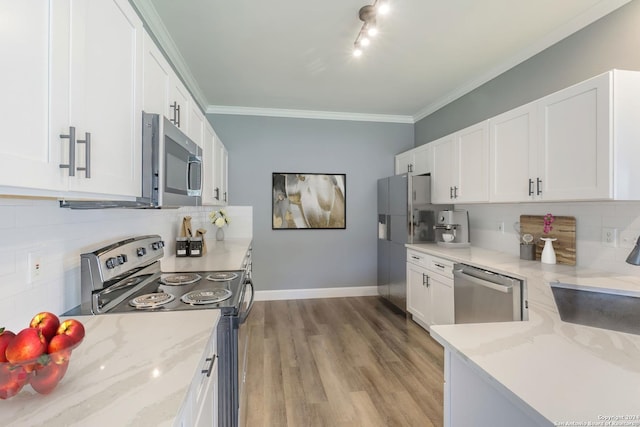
xmin=135 ymin=0 xmax=630 ymax=122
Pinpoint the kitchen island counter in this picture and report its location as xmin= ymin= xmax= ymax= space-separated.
xmin=408 ymin=243 xmax=640 ymax=425
xmin=0 ymin=310 xmax=220 ymax=427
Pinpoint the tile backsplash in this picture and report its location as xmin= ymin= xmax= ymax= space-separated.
xmin=0 ymin=198 xmax=252 ymax=331
xmin=462 ymin=201 xmax=640 ymax=275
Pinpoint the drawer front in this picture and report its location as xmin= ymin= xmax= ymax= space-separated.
xmin=407 ymin=250 xmax=429 ymax=268
xmin=427 ymin=256 xmax=454 ymax=279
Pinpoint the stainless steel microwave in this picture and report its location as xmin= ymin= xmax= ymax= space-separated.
xmin=59 ymin=112 xmax=202 ymax=209
xmin=142 ymin=112 xmax=202 ymax=207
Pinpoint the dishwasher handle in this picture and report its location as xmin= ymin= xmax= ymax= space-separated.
xmin=453 ymin=267 xmax=514 ymax=293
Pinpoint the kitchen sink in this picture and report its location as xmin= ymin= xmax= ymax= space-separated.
xmin=550 ymin=281 xmax=640 ymax=335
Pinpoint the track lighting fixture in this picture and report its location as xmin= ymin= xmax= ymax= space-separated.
xmin=353 ymin=0 xmax=390 ymax=57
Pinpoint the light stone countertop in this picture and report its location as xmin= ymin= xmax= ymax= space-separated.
xmin=0 ymin=310 xmax=220 ymax=427
xmin=161 ymin=238 xmax=252 ymax=272
xmin=407 ymin=243 xmax=640 ymax=425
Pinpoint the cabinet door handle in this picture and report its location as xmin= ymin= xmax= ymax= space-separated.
xmin=169 ymin=102 xmax=177 ymax=124
xmin=214 ymin=187 xmax=220 ymax=200
xmin=76 ymin=132 xmax=91 ymax=178
xmin=176 ymin=104 xmax=181 ymax=128
xmin=224 ymin=191 xmax=227 ymax=202
xmin=59 ymin=126 xmax=76 ymax=177
xmin=453 ymin=186 xmax=459 ymax=199
xmin=408 ymin=164 xmax=413 ymax=173
xmin=528 ymin=179 xmax=534 ymax=196
xmin=536 ymin=178 xmax=542 ymax=195
xmin=201 ymin=355 xmax=217 ymax=377
xmin=449 ymin=186 xmax=453 ymax=199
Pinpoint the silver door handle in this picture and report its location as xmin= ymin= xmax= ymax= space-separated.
xmin=59 ymin=126 xmax=76 ymax=176
xmin=201 ymin=355 xmax=217 ymax=377
xmin=76 ymin=132 xmax=91 ymax=178
xmin=536 ymin=178 xmax=542 ymax=195
xmin=238 ymin=278 xmax=255 ymax=324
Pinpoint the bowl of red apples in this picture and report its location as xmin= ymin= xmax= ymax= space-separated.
xmin=0 ymin=312 xmax=85 ymax=399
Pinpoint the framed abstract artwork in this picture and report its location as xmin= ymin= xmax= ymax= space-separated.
xmin=272 ymin=173 xmax=346 ymax=229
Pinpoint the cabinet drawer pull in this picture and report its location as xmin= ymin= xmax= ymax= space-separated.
xmin=201 ymin=355 xmax=217 ymax=377
xmin=59 ymin=126 xmax=76 ymax=177
xmin=76 ymin=132 xmax=91 ymax=178
xmin=536 ymin=178 xmax=542 ymax=195
xmin=434 ymin=263 xmax=445 ymax=269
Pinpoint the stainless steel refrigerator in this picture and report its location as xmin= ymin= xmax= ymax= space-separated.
xmin=377 ymin=174 xmax=452 ymax=311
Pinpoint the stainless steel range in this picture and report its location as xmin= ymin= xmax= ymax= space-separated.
xmin=76 ymin=235 xmax=253 ymax=427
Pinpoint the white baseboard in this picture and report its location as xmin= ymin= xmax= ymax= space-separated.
xmin=254 ymin=285 xmax=379 ymax=301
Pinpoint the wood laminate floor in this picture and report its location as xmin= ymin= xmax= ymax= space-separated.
xmin=242 ymin=296 xmax=445 ymax=427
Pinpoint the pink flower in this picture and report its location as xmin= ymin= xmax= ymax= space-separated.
xmin=543 ymin=213 xmax=555 ymax=234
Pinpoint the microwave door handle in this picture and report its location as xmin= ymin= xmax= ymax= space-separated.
xmin=187 ymin=155 xmax=202 ymax=192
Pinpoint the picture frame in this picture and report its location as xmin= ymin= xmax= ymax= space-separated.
xmin=272 ymin=173 xmax=346 ymax=229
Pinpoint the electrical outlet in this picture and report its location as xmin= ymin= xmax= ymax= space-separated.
xmin=620 ymin=231 xmax=638 ymax=249
xmin=27 ymin=252 xmax=43 ymax=284
xmin=601 ymin=227 xmax=618 ymax=248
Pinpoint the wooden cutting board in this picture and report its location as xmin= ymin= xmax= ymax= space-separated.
xmin=519 ymin=215 xmax=576 ymax=265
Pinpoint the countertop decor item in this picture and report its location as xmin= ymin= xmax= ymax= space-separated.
xmin=519 ymin=215 xmax=576 ymax=265
xmin=209 ymin=209 xmax=231 ymax=241
xmin=540 ymin=237 xmax=557 ymax=264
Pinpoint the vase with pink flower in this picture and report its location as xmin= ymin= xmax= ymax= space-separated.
xmin=540 ymin=213 xmax=556 ymax=264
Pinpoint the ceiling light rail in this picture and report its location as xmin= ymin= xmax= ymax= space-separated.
xmin=353 ymin=0 xmax=390 ymax=57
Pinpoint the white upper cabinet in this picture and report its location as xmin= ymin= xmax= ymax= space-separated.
xmin=66 ymin=0 xmax=143 ymax=196
xmin=394 ymin=144 xmax=432 ymax=176
xmin=188 ymin=104 xmax=205 ymax=148
xmin=488 ymin=70 xmax=640 ymax=203
xmin=0 ymin=1 xmax=67 ymax=193
xmin=489 ymin=102 xmax=538 ymax=202
xmin=0 ymin=0 xmax=143 ymax=199
xmin=202 ymin=123 xmax=217 ymax=205
xmin=143 ymin=31 xmax=171 ymax=117
xmin=536 ymin=73 xmax=610 ymax=201
xmin=432 ymin=122 xmax=489 ymax=204
xmin=215 ymin=137 xmax=229 ymax=205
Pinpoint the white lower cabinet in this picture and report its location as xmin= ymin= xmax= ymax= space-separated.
xmin=444 ymin=349 xmax=547 ymax=427
xmin=406 ymin=250 xmax=454 ymax=330
xmin=177 ymin=327 xmax=219 ymax=427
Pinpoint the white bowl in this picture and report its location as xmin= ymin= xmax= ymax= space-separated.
xmin=442 ymin=233 xmax=455 ymax=242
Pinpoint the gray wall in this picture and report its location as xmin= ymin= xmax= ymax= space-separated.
xmin=206 ymin=115 xmax=414 ymax=291
xmin=415 ymin=0 xmax=640 ymax=145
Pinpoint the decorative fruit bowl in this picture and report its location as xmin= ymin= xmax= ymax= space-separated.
xmin=1 ymin=313 xmax=85 ymax=400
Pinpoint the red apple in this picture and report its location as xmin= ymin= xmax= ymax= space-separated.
xmin=0 ymin=328 xmax=16 ymax=363
xmin=4 ymin=328 xmax=47 ymax=365
xmin=0 ymin=364 xmax=28 ymax=400
xmin=30 ymin=312 xmax=60 ymax=342
xmin=48 ymin=334 xmax=75 ymax=364
xmin=30 ymin=360 xmax=66 ymax=394
xmin=56 ymin=319 xmax=85 ymax=345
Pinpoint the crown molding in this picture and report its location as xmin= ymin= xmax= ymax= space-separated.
xmin=206 ymin=105 xmax=414 ymax=124
xmin=412 ymin=0 xmax=632 ymax=122
xmin=130 ymin=0 xmax=209 ymax=110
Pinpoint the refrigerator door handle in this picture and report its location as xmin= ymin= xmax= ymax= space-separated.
xmin=386 ymin=215 xmax=391 ymax=240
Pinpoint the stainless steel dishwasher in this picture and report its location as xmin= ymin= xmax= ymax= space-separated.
xmin=453 ymin=263 xmax=528 ymax=323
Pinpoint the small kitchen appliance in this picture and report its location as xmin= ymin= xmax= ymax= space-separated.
xmin=76 ymin=235 xmax=253 ymax=427
xmin=434 ymin=210 xmax=470 ymax=247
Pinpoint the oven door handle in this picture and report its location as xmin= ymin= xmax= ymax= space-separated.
xmin=239 ymin=278 xmax=255 ymax=324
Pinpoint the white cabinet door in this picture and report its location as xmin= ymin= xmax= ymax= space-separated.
xmin=431 ymin=135 xmax=456 ymax=204
xmin=189 ymin=105 xmax=205 ymax=148
xmin=202 ymin=123 xmax=218 ymax=205
xmin=0 ymin=1 xmax=68 ymax=192
xmin=67 ymin=0 xmax=143 ymax=196
xmin=169 ymin=76 xmax=191 ymax=133
xmin=412 ymin=144 xmax=433 ymax=176
xmin=455 ymin=122 xmax=489 ymax=203
xmin=142 ymin=31 xmax=171 ymax=117
xmin=537 ymin=74 xmax=610 ymax=201
xmin=489 ymin=103 xmax=538 ymax=202
xmin=430 ymin=274 xmax=454 ymax=326
xmin=395 ymin=151 xmax=413 ymax=175
xmin=214 ymin=138 xmax=229 ymax=205
xmin=407 ymin=262 xmax=429 ymax=326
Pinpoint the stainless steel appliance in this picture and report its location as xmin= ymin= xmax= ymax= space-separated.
xmin=75 ymin=235 xmax=253 ymax=427
xmin=434 ymin=209 xmax=470 ymax=247
xmin=453 ymin=263 xmax=528 ymax=323
xmin=60 ymin=112 xmax=202 ymax=209
xmin=377 ymin=174 xmax=452 ymax=311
